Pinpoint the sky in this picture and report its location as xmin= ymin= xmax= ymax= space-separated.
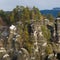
xmin=0 ymin=0 xmax=60 ymax=11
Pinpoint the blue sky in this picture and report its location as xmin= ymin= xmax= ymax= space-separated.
xmin=0 ymin=0 xmax=60 ymax=11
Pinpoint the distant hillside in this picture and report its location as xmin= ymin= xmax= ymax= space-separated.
xmin=40 ymin=8 xmax=60 ymax=17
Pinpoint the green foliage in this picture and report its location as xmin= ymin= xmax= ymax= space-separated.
xmin=45 ymin=44 xmax=53 ymax=54
xmin=58 ymin=12 xmax=60 ymax=17
xmin=30 ymin=6 xmax=41 ymax=21
xmin=17 ymin=23 xmax=33 ymax=53
xmin=0 ymin=6 xmax=42 ymax=25
xmin=24 ymin=41 xmax=33 ymax=53
xmin=46 ymin=14 xmax=54 ymax=22
xmin=0 ymin=10 xmax=11 ymax=25
xmin=0 ymin=6 xmax=44 ymax=54
xmin=41 ymin=25 xmax=51 ymax=41
xmin=9 ymin=12 xmax=15 ymax=24
xmin=0 ymin=10 xmax=5 ymax=17
xmin=22 ymin=7 xmax=30 ymax=23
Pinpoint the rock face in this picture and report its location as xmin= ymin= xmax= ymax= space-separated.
xmin=55 ymin=18 xmax=60 ymax=42
xmin=30 ymin=21 xmax=60 ymax=60
xmin=0 ymin=20 xmax=60 ymax=60
xmin=0 ymin=47 xmax=10 ymax=60
xmin=29 ymin=21 xmax=48 ymax=60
